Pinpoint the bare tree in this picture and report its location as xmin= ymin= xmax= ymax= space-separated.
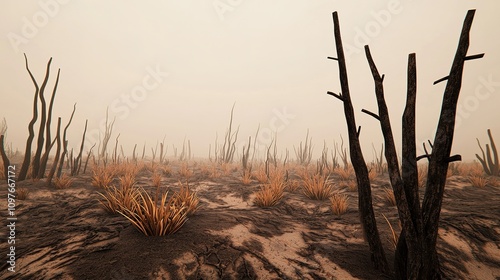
xmin=327 ymin=11 xmax=389 ymax=272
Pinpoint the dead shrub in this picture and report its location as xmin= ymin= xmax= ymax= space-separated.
xmin=330 ymin=193 xmax=349 ymax=217
xmin=17 ymin=188 xmax=29 ymax=200
xmin=53 ymin=174 xmax=74 ymax=189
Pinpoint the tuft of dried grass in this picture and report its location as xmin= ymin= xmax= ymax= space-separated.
xmin=254 ymin=184 xmax=284 ymax=207
xmin=119 ymin=174 xmax=136 ymax=190
xmin=178 ymin=162 xmax=193 ymax=179
xmin=241 ymin=169 xmax=253 ymax=185
xmin=300 ymin=171 xmax=334 ymax=200
xmin=171 ymin=183 xmax=200 ymax=216
xmin=368 ymin=169 xmax=378 ymax=182
xmin=17 ymin=188 xmax=29 ymax=200
xmin=335 ymin=167 xmax=354 ymax=181
xmin=152 ymin=171 xmax=162 ymax=188
xmin=253 ymin=165 xmax=269 ymax=184
xmin=53 ymin=174 xmax=74 ymax=189
xmin=383 ymin=188 xmax=396 ymax=206
xmin=118 ymin=189 xmax=189 ymax=236
xmin=287 ymin=179 xmax=301 ymax=192
xmin=91 ymin=165 xmax=115 ymax=188
xmin=468 ymin=176 xmax=488 ymax=188
xmin=98 ymin=184 xmax=140 ymax=214
xmin=330 ymin=193 xmax=349 ymax=217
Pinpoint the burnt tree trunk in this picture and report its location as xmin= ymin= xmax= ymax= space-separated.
xmin=18 ymin=54 xmax=41 ymax=181
xmin=31 ymin=58 xmax=53 ymax=178
xmin=38 ymin=68 xmax=61 ymax=179
xmin=47 ymin=117 xmax=62 ymax=185
xmin=360 ymin=9 xmax=482 ymax=279
xmin=327 ymin=11 xmax=389 ymax=273
xmin=0 ymin=135 xmax=10 ymax=181
xmin=421 ymin=9 xmax=481 ymax=279
xmin=57 ymin=104 xmax=76 ymax=177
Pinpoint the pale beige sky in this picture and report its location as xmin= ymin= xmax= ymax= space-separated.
xmin=1 ymin=1 xmax=499 ymax=161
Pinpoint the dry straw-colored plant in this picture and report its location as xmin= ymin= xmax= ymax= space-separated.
xmin=300 ymin=171 xmax=334 ymax=200
xmin=178 ymin=162 xmax=193 ymax=179
xmin=368 ymin=169 xmax=378 ymax=182
xmin=382 ymin=213 xmax=399 ymax=249
xmin=98 ymin=184 xmax=140 ymax=214
xmin=53 ymin=174 xmax=74 ymax=189
xmin=241 ymin=169 xmax=253 ymax=185
xmin=335 ymin=167 xmax=354 ymax=181
xmin=91 ymin=165 xmax=115 ymax=188
xmin=468 ymin=175 xmax=488 ymax=188
xmin=254 ymin=184 xmax=284 ymax=207
xmin=118 ymin=189 xmax=189 ymax=236
xmin=287 ymin=179 xmax=301 ymax=192
xmin=152 ymin=171 xmax=162 ymax=188
xmin=253 ymin=164 xmax=269 ymax=184
xmin=330 ymin=193 xmax=349 ymax=217
xmin=119 ymin=174 xmax=136 ymax=190
xmin=382 ymin=187 xmax=396 ymax=206
xmin=171 ymin=183 xmax=200 ymax=216
xmin=17 ymin=188 xmax=29 ymax=200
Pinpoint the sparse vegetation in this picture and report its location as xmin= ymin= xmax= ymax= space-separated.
xmin=254 ymin=184 xmax=284 ymax=207
xmin=330 ymin=193 xmax=349 ymax=217
xmin=299 ymin=170 xmax=334 ymax=200
xmin=382 ymin=188 xmax=396 ymax=206
xmin=17 ymin=188 xmax=29 ymax=200
xmin=53 ymin=173 xmax=74 ymax=189
xmin=468 ymin=176 xmax=488 ymax=188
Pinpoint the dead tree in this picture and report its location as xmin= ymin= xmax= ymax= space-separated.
xmin=38 ymin=68 xmax=61 ymax=178
xmin=360 ymin=9 xmax=482 ymax=279
xmin=475 ymin=129 xmax=499 ymax=176
xmin=0 ymin=135 xmax=10 ymax=181
xmin=57 ymin=104 xmax=76 ymax=177
xmin=327 ymin=11 xmax=389 ymax=272
xmin=31 ymin=58 xmax=53 ymax=178
xmin=47 ymin=117 xmax=62 ymax=185
xmin=18 ymin=54 xmax=45 ymax=181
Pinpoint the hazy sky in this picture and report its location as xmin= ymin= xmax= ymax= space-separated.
xmin=1 ymin=1 xmax=499 ymax=162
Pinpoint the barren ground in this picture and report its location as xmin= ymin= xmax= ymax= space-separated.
xmin=0 ymin=162 xmax=499 ymax=279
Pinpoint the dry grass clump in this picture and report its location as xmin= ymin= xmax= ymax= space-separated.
xmin=253 ymin=164 xmax=269 ymax=183
xmin=287 ymin=179 xmax=301 ymax=192
xmin=98 ymin=184 xmax=140 ymax=214
xmin=91 ymin=165 xmax=115 ymax=188
xmin=299 ymin=171 xmax=334 ymax=200
xmin=368 ymin=169 xmax=378 ymax=182
xmin=17 ymin=188 xmax=29 ymax=200
xmin=468 ymin=176 xmax=488 ymax=188
xmin=171 ymin=183 xmax=200 ymax=216
xmin=335 ymin=167 xmax=354 ymax=181
xmin=178 ymin=162 xmax=193 ymax=179
xmin=241 ymin=169 xmax=253 ymax=185
xmin=330 ymin=193 xmax=349 ymax=217
xmin=118 ymin=189 xmax=189 ymax=236
xmin=119 ymin=174 xmax=136 ymax=189
xmin=53 ymin=174 xmax=75 ymax=189
xmin=152 ymin=171 xmax=162 ymax=188
xmin=382 ymin=187 xmax=396 ymax=206
xmin=254 ymin=184 xmax=284 ymax=207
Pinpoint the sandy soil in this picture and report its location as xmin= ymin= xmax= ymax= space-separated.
xmin=0 ymin=163 xmax=499 ymax=280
